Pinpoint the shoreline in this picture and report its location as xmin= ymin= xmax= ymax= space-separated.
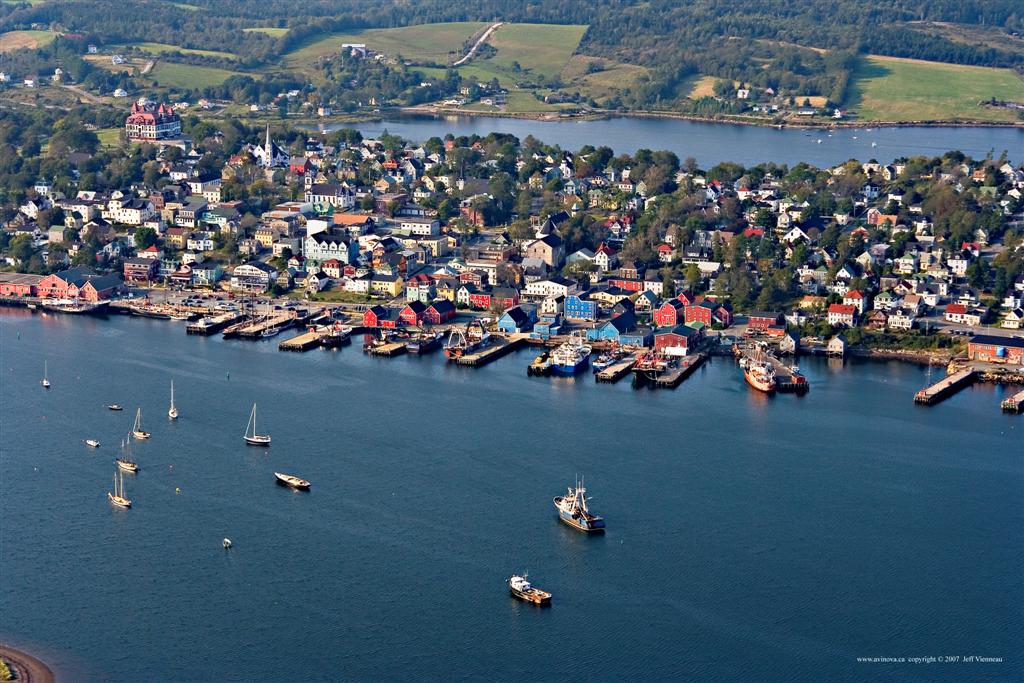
xmin=0 ymin=645 xmax=55 ymax=683
xmin=394 ymin=105 xmax=1024 ymax=131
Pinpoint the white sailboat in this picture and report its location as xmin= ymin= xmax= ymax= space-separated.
xmin=168 ymin=380 xmax=178 ymax=420
xmin=116 ymin=437 xmax=139 ymax=473
xmin=108 ymin=468 xmax=131 ymax=508
xmin=132 ymin=407 xmax=151 ymax=440
xmin=41 ymin=360 xmax=50 ymax=388
xmin=243 ymin=403 xmax=271 ymax=446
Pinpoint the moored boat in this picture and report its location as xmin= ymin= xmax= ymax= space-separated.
xmin=527 ymin=351 xmax=551 ymax=376
xmin=168 ymin=380 xmax=178 ymax=420
xmin=553 ymin=479 xmax=605 ymax=533
xmin=132 ymin=408 xmax=151 ymax=439
xmin=507 ymin=574 xmax=551 ymax=605
xmin=443 ymin=320 xmax=491 ymax=361
xmin=41 ymin=360 xmax=50 ymax=388
xmin=740 ymin=346 xmax=777 ymax=393
xmin=108 ymin=468 xmax=131 ymax=508
xmin=107 ymin=404 xmax=123 ymax=411
xmin=116 ymin=438 xmax=138 ymax=472
xmin=85 ymin=439 xmax=101 ymax=448
xmin=274 ymin=472 xmax=310 ymax=489
xmin=243 ymin=403 xmax=271 ymax=445
xmin=406 ymin=330 xmax=443 ymax=354
xmin=549 ymin=337 xmax=592 ymax=376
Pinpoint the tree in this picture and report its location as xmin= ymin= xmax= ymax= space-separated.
xmin=134 ymin=226 xmax=158 ymax=250
xmin=9 ymin=234 xmax=35 ymax=264
xmin=685 ymin=263 xmax=702 ymax=290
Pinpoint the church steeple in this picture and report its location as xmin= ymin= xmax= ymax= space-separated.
xmin=265 ymin=124 xmax=271 ymax=155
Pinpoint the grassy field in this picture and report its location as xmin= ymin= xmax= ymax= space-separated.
xmin=559 ymin=55 xmax=649 ymax=103
xmin=846 ymin=55 xmax=1024 ymax=122
xmin=284 ymin=22 xmax=488 ymax=68
xmin=682 ymin=75 xmax=720 ymax=99
xmin=129 ymin=42 xmax=238 ymax=61
xmin=480 ymin=23 xmax=586 ymax=82
xmin=0 ymin=29 xmax=57 ymax=53
xmin=96 ymin=127 xmax=122 ymax=148
xmin=149 ymin=61 xmax=241 ymax=89
xmin=243 ymin=27 xmax=289 ymax=37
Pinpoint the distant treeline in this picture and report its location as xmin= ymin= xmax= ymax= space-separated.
xmin=3 ymin=0 xmax=1022 ymax=105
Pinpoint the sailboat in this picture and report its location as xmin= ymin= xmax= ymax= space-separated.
xmin=116 ymin=437 xmax=138 ymax=473
xmin=41 ymin=361 xmax=50 ymax=388
xmin=108 ymin=468 xmax=132 ymax=508
xmin=132 ymin=408 xmax=151 ymax=439
xmin=168 ymin=380 xmax=178 ymax=420
xmin=243 ymin=403 xmax=271 ymax=446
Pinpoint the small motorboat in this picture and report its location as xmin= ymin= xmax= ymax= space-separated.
xmin=107 ymin=404 xmax=124 ymax=411
xmin=223 ymin=538 xmax=233 ymax=549
xmin=274 ymin=472 xmax=310 ymax=490
xmin=85 ymin=439 xmax=101 ymax=448
xmin=508 ymin=574 xmax=551 ymax=605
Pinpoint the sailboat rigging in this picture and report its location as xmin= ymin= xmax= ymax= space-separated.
xmin=132 ymin=407 xmax=151 ymax=439
xmin=168 ymin=380 xmax=178 ymax=420
xmin=116 ymin=437 xmax=138 ymax=473
xmin=41 ymin=360 xmax=50 ymax=388
xmin=108 ymin=468 xmax=132 ymax=508
xmin=243 ymin=403 xmax=271 ymax=446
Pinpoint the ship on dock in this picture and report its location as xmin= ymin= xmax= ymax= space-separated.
xmin=740 ymin=344 xmax=777 ymax=393
xmin=405 ymin=330 xmax=443 ymax=354
xmin=553 ymin=478 xmax=605 ymax=533
xmin=527 ymin=351 xmax=551 ymax=376
xmin=591 ymin=347 xmax=625 ymax=373
xmin=549 ymin=336 xmax=592 ymax=375
xmin=443 ymin=320 xmax=491 ymax=361
xmin=507 ymin=574 xmax=551 ymax=605
xmin=41 ymin=299 xmax=109 ymax=315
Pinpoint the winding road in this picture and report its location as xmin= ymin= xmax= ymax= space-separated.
xmin=453 ymin=22 xmax=503 ymax=66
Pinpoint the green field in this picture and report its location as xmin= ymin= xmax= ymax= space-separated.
xmin=481 ymin=23 xmax=586 ymax=81
xmin=846 ymin=55 xmax=1024 ymax=122
xmin=243 ymin=27 xmax=289 ymax=37
xmin=0 ymin=29 xmax=57 ymax=53
xmin=560 ymin=55 xmax=649 ymax=102
xmin=130 ymin=42 xmax=239 ymax=61
xmin=148 ymin=61 xmax=241 ymax=89
xmin=96 ymin=127 xmax=122 ymax=148
xmin=284 ymin=22 xmax=488 ymax=69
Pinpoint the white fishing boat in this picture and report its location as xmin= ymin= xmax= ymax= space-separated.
xmin=243 ymin=403 xmax=271 ymax=445
xmin=85 ymin=439 xmax=101 ymax=448
xmin=132 ymin=408 xmax=151 ymax=439
xmin=274 ymin=472 xmax=310 ymax=489
xmin=168 ymin=380 xmax=178 ymax=420
xmin=41 ymin=360 xmax=50 ymax=388
xmin=108 ymin=468 xmax=131 ymax=508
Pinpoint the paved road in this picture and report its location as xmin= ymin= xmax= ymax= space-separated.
xmin=453 ymin=22 xmax=503 ymax=66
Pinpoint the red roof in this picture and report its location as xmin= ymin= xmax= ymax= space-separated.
xmin=828 ymin=304 xmax=856 ymax=315
xmin=844 ymin=290 xmax=864 ymax=299
xmin=945 ymin=304 xmax=967 ymax=315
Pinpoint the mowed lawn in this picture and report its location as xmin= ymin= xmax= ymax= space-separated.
xmin=285 ymin=22 xmax=488 ymax=67
xmin=131 ymin=42 xmax=238 ymax=61
xmin=149 ymin=61 xmax=241 ymax=89
xmin=0 ymin=29 xmax=57 ymax=53
xmin=847 ymin=55 xmax=1024 ymax=122
xmin=479 ymin=23 xmax=587 ymax=82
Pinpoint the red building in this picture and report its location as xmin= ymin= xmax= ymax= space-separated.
xmin=37 ymin=267 xmax=121 ymax=301
xmin=0 ymin=273 xmax=42 ymax=297
xmin=124 ymin=102 xmax=182 ymax=141
xmin=653 ymin=325 xmax=703 ymax=356
xmin=652 ymin=299 xmax=685 ymax=327
xmin=424 ymin=300 xmax=456 ymax=325
xmin=123 ymin=257 xmax=160 ymax=284
xmin=684 ymin=301 xmax=716 ymax=327
xmin=363 ymin=305 xmax=402 ymax=328
xmin=747 ymin=311 xmax=782 ymax=332
xmin=967 ymin=335 xmax=1024 ymax=365
xmin=399 ymin=301 xmax=427 ymax=326
xmin=608 ymin=277 xmax=644 ymax=293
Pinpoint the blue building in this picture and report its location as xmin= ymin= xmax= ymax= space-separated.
xmin=533 ymin=313 xmax=562 ymax=340
xmin=564 ymin=294 xmax=599 ymax=322
xmin=497 ymin=304 xmax=538 ymax=333
xmin=618 ymin=325 xmax=654 ymax=347
xmin=586 ymin=311 xmax=637 ymax=343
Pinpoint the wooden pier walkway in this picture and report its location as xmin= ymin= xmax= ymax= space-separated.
xmin=366 ymin=340 xmax=407 ymax=357
xmin=1001 ymin=387 xmax=1024 ymax=413
xmin=457 ymin=337 xmax=524 ymax=367
xmin=652 ymin=352 xmax=706 ymax=388
xmin=237 ymin=313 xmax=295 ymax=339
xmin=279 ymin=329 xmax=329 ymax=351
xmin=914 ymin=367 xmax=976 ymax=405
xmin=766 ymin=355 xmax=810 ymax=392
xmin=595 ymin=358 xmax=636 ymax=383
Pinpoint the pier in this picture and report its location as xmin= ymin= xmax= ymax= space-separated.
xmin=186 ymin=312 xmax=242 ymax=335
xmin=913 ymin=367 xmax=976 ymax=405
xmin=653 ymin=353 xmax=706 ymax=388
xmin=1001 ymin=387 xmax=1024 ymax=413
xmin=595 ymin=358 xmax=636 ymax=383
xmin=766 ymin=355 xmax=810 ymax=392
xmin=236 ymin=313 xmax=295 ymax=339
xmin=366 ymin=340 xmax=407 ymax=357
xmin=279 ymin=329 xmax=330 ymax=351
xmin=457 ymin=337 xmax=525 ymax=367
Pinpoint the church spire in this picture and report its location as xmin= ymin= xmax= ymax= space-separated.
xmin=265 ymin=124 xmax=271 ymax=155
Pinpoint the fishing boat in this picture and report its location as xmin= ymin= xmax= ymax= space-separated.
xmin=85 ymin=439 xmax=101 ymax=448
xmin=41 ymin=360 xmax=50 ymax=388
xmin=132 ymin=408 xmax=151 ymax=439
xmin=41 ymin=299 xmax=109 ymax=315
xmin=108 ymin=468 xmax=132 ymax=508
xmin=507 ymin=574 xmax=551 ymax=605
xmin=527 ymin=351 xmax=551 ymax=376
xmin=590 ymin=348 xmax=623 ymax=373
xmin=168 ymin=381 xmax=178 ymax=420
xmin=549 ymin=336 xmax=592 ymax=376
xmin=243 ymin=403 xmax=271 ymax=446
xmin=107 ymin=404 xmax=123 ymax=411
xmin=740 ymin=346 xmax=777 ymax=393
xmin=274 ymin=472 xmax=310 ymax=490
xmin=405 ymin=330 xmax=443 ymax=354
xmin=116 ymin=438 xmax=138 ymax=473
xmin=443 ymin=320 xmax=491 ymax=361
xmin=261 ymin=326 xmax=281 ymax=338
xmin=553 ymin=478 xmax=605 ymax=533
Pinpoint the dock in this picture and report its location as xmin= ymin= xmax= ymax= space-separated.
xmin=914 ymin=367 xmax=976 ymax=405
xmin=236 ymin=313 xmax=295 ymax=339
xmin=653 ymin=352 xmax=706 ymax=388
xmin=595 ymin=358 xmax=636 ymax=383
xmin=187 ymin=312 xmax=242 ymax=335
xmin=365 ymin=340 xmax=407 ymax=357
xmin=766 ymin=355 xmax=810 ymax=392
xmin=457 ymin=337 xmax=524 ymax=367
xmin=279 ymin=329 xmax=330 ymax=351
xmin=1001 ymin=387 xmax=1024 ymax=413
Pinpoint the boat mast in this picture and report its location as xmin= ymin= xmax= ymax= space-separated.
xmin=170 ymin=381 xmax=175 ymax=410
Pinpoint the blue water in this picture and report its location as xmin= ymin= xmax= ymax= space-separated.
xmin=322 ymin=114 xmax=1024 ymax=167
xmin=1 ymin=310 xmax=1021 ymax=681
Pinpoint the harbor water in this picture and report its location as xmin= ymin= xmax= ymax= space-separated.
xmin=1 ymin=310 xmax=1021 ymax=681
